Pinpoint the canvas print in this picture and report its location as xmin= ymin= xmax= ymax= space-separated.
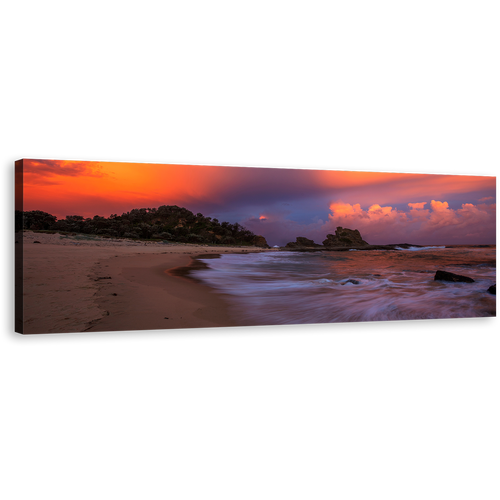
xmin=15 ymin=159 xmax=496 ymax=334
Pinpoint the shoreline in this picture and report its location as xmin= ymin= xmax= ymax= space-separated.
xmin=86 ymin=250 xmax=265 ymax=334
xmin=18 ymin=231 xmax=496 ymax=334
xmin=85 ymin=253 xmax=235 ymax=333
xmin=19 ymin=231 xmax=266 ymax=334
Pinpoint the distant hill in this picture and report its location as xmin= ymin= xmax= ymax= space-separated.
xmin=16 ymin=205 xmax=264 ymax=246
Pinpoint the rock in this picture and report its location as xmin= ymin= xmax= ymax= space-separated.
xmin=341 ymin=279 xmax=360 ymax=285
xmin=33 ymin=240 xmax=41 ymax=244
xmin=253 ymin=235 xmax=269 ymax=248
xmin=322 ymin=227 xmax=369 ymax=247
xmin=296 ymin=237 xmax=317 ymax=247
xmin=487 ymin=284 xmax=496 ymax=295
xmin=285 ymin=236 xmax=320 ymax=248
xmin=434 ymin=270 xmax=475 ymax=283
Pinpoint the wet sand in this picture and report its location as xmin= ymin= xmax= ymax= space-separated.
xmin=18 ymin=231 xmax=266 ymax=334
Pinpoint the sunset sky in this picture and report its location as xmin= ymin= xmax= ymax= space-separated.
xmin=18 ymin=159 xmax=496 ymax=246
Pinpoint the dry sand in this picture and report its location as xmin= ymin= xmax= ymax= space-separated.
xmin=18 ymin=231 xmax=268 ymax=334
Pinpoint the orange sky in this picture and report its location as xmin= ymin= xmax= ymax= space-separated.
xmin=17 ymin=159 xmax=496 ymax=245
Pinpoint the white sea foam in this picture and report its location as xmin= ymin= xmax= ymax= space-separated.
xmin=394 ymin=245 xmax=446 ymax=251
xmin=191 ymin=247 xmax=496 ymax=325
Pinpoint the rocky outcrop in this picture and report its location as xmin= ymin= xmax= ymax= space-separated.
xmin=487 ymin=284 xmax=496 ymax=295
xmin=322 ymin=227 xmax=369 ymax=247
xmin=341 ymin=279 xmax=360 ymax=285
xmin=296 ymin=237 xmax=318 ymax=247
xmin=253 ymin=235 xmax=270 ymax=248
xmin=285 ymin=237 xmax=321 ymax=249
xmin=434 ymin=270 xmax=475 ymax=283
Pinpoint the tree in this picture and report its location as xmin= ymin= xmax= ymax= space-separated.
xmin=22 ymin=210 xmax=57 ymax=230
xmin=18 ymin=205 xmax=258 ymax=245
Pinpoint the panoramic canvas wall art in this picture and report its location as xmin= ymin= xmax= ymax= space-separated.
xmin=15 ymin=159 xmax=496 ymax=334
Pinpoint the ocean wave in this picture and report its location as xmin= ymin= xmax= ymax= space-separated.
xmin=191 ymin=248 xmax=496 ymax=324
xmin=395 ymin=245 xmax=446 ymax=251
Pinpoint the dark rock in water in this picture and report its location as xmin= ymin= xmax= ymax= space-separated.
xmin=434 ymin=270 xmax=475 ymax=283
xmin=33 ymin=240 xmax=41 ymax=244
xmin=342 ymin=279 xmax=360 ymax=285
xmin=323 ymin=227 xmax=369 ymax=247
xmin=487 ymin=284 xmax=496 ymax=295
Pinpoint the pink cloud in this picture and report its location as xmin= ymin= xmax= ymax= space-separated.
xmin=324 ymin=200 xmax=495 ymax=245
xmin=408 ymin=202 xmax=427 ymax=210
xmin=249 ymin=200 xmax=495 ymax=246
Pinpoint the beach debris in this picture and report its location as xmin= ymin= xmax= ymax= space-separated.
xmin=94 ymin=276 xmax=112 ymax=281
xmin=434 ymin=270 xmax=475 ymax=283
xmin=33 ymin=240 xmax=41 ymax=244
xmin=487 ymin=284 xmax=496 ymax=295
xmin=164 ymin=317 xmax=169 ymax=319
xmin=112 ymin=293 xmax=118 ymax=296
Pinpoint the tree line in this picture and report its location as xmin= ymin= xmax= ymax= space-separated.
xmin=16 ymin=205 xmax=258 ymax=245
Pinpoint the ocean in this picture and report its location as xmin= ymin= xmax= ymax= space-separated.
xmin=190 ymin=246 xmax=496 ymax=325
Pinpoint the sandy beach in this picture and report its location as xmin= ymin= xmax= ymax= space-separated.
xmin=18 ymin=231 xmax=267 ymax=334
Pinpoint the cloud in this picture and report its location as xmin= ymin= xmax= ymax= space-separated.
xmin=242 ymin=211 xmax=326 ymax=246
xmin=479 ymin=196 xmax=494 ymax=202
xmin=408 ymin=202 xmax=427 ymax=210
xmin=21 ymin=159 xmax=106 ymax=185
xmin=249 ymin=199 xmax=496 ymax=246
xmin=323 ymin=200 xmax=495 ymax=245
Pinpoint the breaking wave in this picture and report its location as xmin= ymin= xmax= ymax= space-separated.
xmin=190 ymin=248 xmax=496 ymax=325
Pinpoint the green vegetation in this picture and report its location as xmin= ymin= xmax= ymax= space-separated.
xmin=16 ymin=205 xmax=258 ymax=245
